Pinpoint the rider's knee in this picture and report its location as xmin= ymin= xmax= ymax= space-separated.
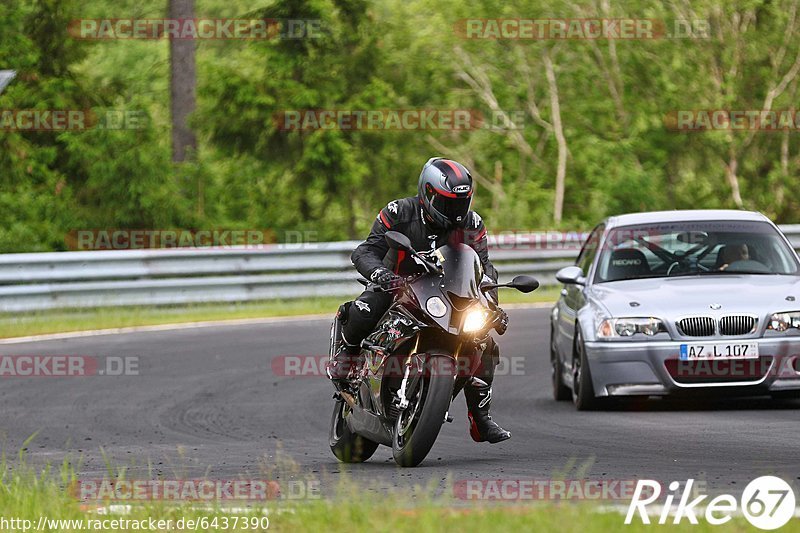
xmin=343 ymin=297 xmax=379 ymax=342
xmin=336 ymin=302 xmax=352 ymax=324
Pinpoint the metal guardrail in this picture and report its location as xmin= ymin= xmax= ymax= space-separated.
xmin=1 ymin=226 xmax=799 ymax=312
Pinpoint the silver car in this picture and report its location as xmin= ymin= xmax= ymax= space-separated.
xmin=550 ymin=209 xmax=800 ymax=409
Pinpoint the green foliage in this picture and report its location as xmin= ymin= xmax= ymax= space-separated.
xmin=3 ymin=0 xmax=800 ymax=251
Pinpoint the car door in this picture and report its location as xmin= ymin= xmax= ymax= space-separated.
xmin=556 ymin=224 xmax=603 ymax=365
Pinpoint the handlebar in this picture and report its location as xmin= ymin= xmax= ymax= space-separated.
xmin=374 ymin=273 xmax=422 ymax=292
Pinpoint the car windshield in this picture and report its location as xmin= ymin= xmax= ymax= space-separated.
xmin=594 ymin=220 xmax=800 ymax=283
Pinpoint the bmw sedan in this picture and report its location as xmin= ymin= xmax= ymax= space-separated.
xmin=550 ymin=209 xmax=800 ymax=409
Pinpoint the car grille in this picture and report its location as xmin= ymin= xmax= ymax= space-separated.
xmin=677 ymin=316 xmax=715 ymax=337
xmin=719 ymin=315 xmax=757 ymax=336
xmin=678 ymin=315 xmax=758 ymax=337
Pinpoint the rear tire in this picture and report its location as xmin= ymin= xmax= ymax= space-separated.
xmin=392 ymin=356 xmax=454 ymax=467
xmin=329 ymin=399 xmax=379 ymax=463
xmin=572 ymin=329 xmax=600 ymax=411
xmin=551 ymin=327 xmax=571 ymax=401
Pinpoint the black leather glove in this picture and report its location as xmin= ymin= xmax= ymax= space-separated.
xmin=370 ymin=267 xmax=402 ymax=288
xmin=494 ymin=307 xmax=509 ymax=335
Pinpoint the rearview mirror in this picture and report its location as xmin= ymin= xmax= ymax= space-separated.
xmin=509 ymin=275 xmax=539 ymax=293
xmin=480 ymin=275 xmax=540 ymax=293
xmin=556 ymin=266 xmax=586 ymax=286
xmin=384 ymin=231 xmax=414 ymax=252
xmin=677 ymin=231 xmax=709 ymax=245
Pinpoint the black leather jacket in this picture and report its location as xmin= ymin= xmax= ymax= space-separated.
xmin=351 ymin=196 xmax=499 ymax=285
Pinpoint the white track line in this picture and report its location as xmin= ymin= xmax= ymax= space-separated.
xmin=0 ymin=303 xmax=553 ymax=344
xmin=0 ymin=314 xmax=331 ymax=344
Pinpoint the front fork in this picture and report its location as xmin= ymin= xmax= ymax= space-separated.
xmin=396 ymin=333 xmax=423 ymax=410
xmin=395 ymin=336 xmax=475 ymax=422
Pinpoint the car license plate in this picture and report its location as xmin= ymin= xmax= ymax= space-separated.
xmin=679 ymin=342 xmax=759 ymax=361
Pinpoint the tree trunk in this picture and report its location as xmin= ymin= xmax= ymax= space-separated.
xmin=544 ymin=51 xmax=567 ymax=225
xmin=492 ymin=160 xmax=502 ymax=217
xmin=0 ymin=70 xmax=15 ymax=95
xmin=169 ymin=0 xmax=197 ymax=163
xmin=725 ymin=145 xmax=744 ymax=208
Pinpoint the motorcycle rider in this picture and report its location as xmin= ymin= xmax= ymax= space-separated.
xmin=327 ymin=157 xmax=511 ymax=443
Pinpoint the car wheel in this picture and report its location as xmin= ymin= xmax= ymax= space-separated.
xmin=551 ymin=327 xmax=571 ymax=401
xmin=572 ymin=329 xmax=600 ymax=410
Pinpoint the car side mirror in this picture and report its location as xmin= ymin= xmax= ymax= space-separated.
xmin=556 ymin=266 xmax=586 ymax=286
xmin=384 ymin=231 xmax=414 ymax=253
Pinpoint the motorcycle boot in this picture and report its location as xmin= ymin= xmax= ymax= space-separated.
xmin=327 ymin=303 xmax=361 ymax=392
xmin=464 ymin=338 xmax=511 ymax=443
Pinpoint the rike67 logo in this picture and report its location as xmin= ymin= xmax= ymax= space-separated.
xmin=626 ymin=476 xmax=796 ymax=530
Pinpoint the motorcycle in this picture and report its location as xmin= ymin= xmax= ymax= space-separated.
xmin=328 ymin=230 xmax=539 ymax=467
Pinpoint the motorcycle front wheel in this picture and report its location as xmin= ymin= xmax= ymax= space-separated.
xmin=392 ymin=355 xmax=455 ymax=467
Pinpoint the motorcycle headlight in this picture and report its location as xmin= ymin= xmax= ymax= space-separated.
xmin=597 ymin=318 xmax=666 ymax=338
xmin=767 ymin=311 xmax=800 ymax=332
xmin=426 ymin=296 xmax=447 ymax=318
xmin=463 ymin=308 xmax=489 ymax=332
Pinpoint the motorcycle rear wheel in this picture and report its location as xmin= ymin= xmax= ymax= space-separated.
xmin=329 ymin=399 xmax=379 ymax=463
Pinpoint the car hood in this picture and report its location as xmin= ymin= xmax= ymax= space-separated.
xmin=588 ymin=275 xmax=800 ymax=318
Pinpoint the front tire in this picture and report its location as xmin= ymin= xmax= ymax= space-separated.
xmin=572 ymin=329 xmax=600 ymax=410
xmin=329 ymin=399 xmax=379 ymax=463
xmin=392 ymin=356 xmax=454 ymax=467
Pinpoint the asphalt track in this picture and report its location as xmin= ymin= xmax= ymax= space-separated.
xmin=1 ymin=307 xmax=798 ymax=498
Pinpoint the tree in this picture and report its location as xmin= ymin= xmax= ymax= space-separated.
xmin=169 ymin=0 xmax=197 ymax=163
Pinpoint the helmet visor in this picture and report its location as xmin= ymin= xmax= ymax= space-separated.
xmin=430 ymin=191 xmax=471 ymax=226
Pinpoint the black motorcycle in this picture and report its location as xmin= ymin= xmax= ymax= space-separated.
xmin=329 ymin=230 xmax=539 ymax=467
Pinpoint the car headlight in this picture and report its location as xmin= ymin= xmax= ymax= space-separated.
xmin=426 ymin=296 xmax=447 ymax=318
xmin=463 ymin=308 xmax=489 ymax=332
xmin=767 ymin=311 xmax=800 ymax=332
xmin=597 ymin=317 xmax=666 ymax=338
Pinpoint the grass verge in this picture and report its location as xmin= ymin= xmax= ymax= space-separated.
xmin=0 ymin=287 xmax=560 ymax=339
xmin=0 ymin=456 xmax=790 ymax=533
